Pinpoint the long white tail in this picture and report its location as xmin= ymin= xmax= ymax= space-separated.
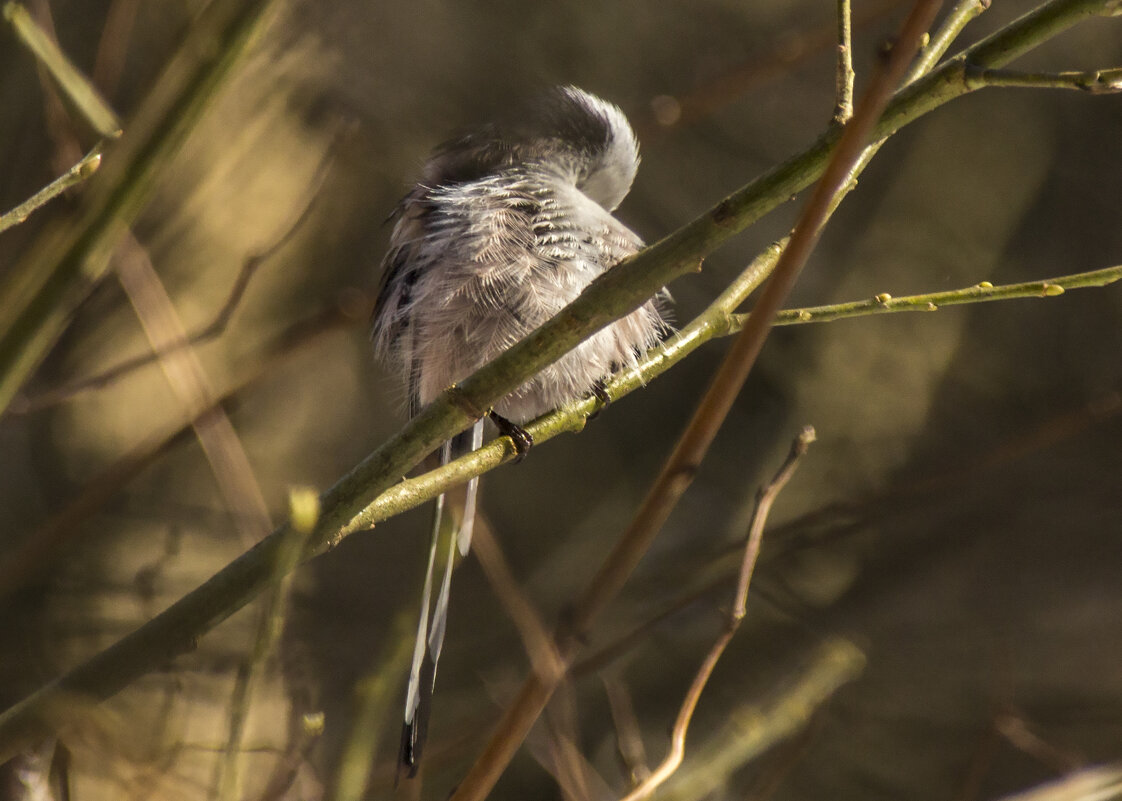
xmin=400 ymin=419 xmax=485 ymax=777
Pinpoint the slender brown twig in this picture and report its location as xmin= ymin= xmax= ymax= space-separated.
xmin=113 ymin=232 xmax=273 ymax=545
xmin=656 ymin=639 xmax=865 ymax=801
xmin=620 ymin=427 xmax=815 ymax=801
xmin=637 ymin=0 xmax=901 ymax=138
xmin=0 ymin=302 xmax=354 ymax=601
xmin=602 ymin=675 xmax=651 ymax=786
xmin=472 ymin=520 xmax=566 ymax=687
xmin=92 ymin=0 xmax=142 ymax=94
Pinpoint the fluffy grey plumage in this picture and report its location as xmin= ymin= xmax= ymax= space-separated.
xmin=371 ymin=86 xmax=669 ymax=776
xmin=372 ymin=85 xmax=667 ymax=423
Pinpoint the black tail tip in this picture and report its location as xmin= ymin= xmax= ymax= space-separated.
xmin=397 ymin=720 xmax=423 ymax=782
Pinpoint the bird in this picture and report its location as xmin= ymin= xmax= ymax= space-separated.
xmin=370 ymin=85 xmax=669 ymax=777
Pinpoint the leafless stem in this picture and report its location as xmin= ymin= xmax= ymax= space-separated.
xmin=602 ymin=675 xmax=651 ymax=786
xmin=0 ymin=146 xmax=103 ymax=234
xmin=0 ymin=302 xmax=352 ymax=601
xmin=3 ymin=1 xmax=122 ymax=137
xmin=472 ymin=520 xmax=566 ymax=686
xmin=732 ymin=427 xmax=816 ymax=618
xmin=656 ymin=640 xmax=865 ymax=801
xmin=16 ymin=136 xmax=341 ymax=409
xmin=765 ymin=265 xmax=1121 ymax=327
xmin=994 ymin=710 xmax=1084 ymax=774
xmin=905 ymin=0 xmax=990 ymax=83
xmin=964 ymin=64 xmax=1122 ymax=92
xmin=639 ymin=0 xmax=900 ymax=137
xmin=216 ymin=490 xmax=316 ymax=801
xmin=113 ymin=232 xmax=273 ymax=546
xmin=834 ymin=0 xmax=855 ymax=123
xmin=92 ymin=0 xmax=142 ymax=94
xmin=619 ymin=427 xmax=815 ymax=801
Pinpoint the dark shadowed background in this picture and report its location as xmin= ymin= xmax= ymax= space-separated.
xmin=1 ymin=0 xmax=1121 ymax=799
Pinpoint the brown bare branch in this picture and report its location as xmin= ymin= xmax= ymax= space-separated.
xmin=619 ymin=426 xmax=815 ymax=801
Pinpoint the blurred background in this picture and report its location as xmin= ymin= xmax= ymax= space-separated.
xmin=1 ymin=0 xmax=1121 ymax=799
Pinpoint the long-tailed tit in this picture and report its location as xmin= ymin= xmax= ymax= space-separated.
xmin=371 ymin=85 xmax=669 ymax=776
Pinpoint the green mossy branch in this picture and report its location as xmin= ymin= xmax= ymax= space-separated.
xmin=342 ymin=263 xmax=1122 ymax=531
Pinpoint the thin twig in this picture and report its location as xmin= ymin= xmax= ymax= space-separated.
xmin=357 ymin=261 xmax=1122 ymax=531
xmin=0 ymin=146 xmax=104 ymax=234
xmin=216 ymin=490 xmax=317 ymax=801
xmin=620 ymin=427 xmax=815 ymax=801
xmin=905 ymin=0 xmax=990 ymax=83
xmin=767 ymin=265 xmax=1122 ymax=327
xmin=601 ymin=675 xmax=651 ymax=786
xmin=657 ymin=639 xmax=865 ymax=801
xmin=113 ymin=232 xmax=273 ymax=546
xmin=472 ymin=520 xmax=566 ymax=687
xmin=92 ymin=0 xmax=142 ymax=94
xmin=3 ymin=1 xmax=122 ymax=137
xmin=964 ymin=64 xmax=1122 ymax=92
xmin=639 ymin=0 xmax=900 ymax=137
xmin=16 ymin=134 xmax=342 ymax=408
xmin=732 ymin=428 xmax=816 ymax=618
xmin=0 ymin=302 xmax=352 ymax=601
xmin=0 ymin=0 xmax=104 ymax=235
xmin=834 ymin=0 xmax=855 ymax=123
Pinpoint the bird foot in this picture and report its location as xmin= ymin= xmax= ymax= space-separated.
xmin=489 ymin=411 xmax=533 ymax=461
